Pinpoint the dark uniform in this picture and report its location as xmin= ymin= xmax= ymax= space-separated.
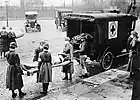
xmin=33 ymin=41 xmax=45 ymax=82
xmin=74 ymin=38 xmax=91 ymax=78
xmin=38 ymin=43 xmax=52 ymax=95
xmin=0 ymin=27 xmax=9 ymax=57
xmin=8 ymin=27 xmax=17 ymax=46
xmin=127 ymin=31 xmax=139 ymax=78
xmin=131 ymin=42 xmax=140 ymax=100
xmin=5 ymin=42 xmax=26 ymax=98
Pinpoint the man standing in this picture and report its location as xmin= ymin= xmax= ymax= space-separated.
xmin=74 ymin=37 xmax=89 ymax=78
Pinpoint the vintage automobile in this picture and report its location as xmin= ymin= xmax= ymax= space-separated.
xmin=64 ymin=11 xmax=137 ymax=70
xmin=24 ymin=11 xmax=41 ymax=33
xmin=55 ymin=8 xmax=73 ymax=31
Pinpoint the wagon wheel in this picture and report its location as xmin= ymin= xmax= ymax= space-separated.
xmin=101 ymin=51 xmax=113 ymax=70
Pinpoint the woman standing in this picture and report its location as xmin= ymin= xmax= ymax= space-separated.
xmin=5 ymin=42 xmax=26 ymax=98
xmin=33 ymin=40 xmax=46 ymax=82
xmin=38 ymin=43 xmax=52 ymax=95
xmin=62 ymin=37 xmax=74 ymax=80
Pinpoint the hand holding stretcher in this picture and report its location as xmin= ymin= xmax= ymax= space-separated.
xmin=21 ymin=59 xmax=72 ymax=76
xmin=20 ymin=61 xmax=39 ymax=76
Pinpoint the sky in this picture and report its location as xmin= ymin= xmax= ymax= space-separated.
xmin=0 ymin=0 xmax=76 ymax=6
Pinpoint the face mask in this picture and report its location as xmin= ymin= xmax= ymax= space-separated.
xmin=40 ymin=46 xmax=43 ymax=49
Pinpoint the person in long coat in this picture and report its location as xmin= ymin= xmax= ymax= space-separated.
xmin=0 ymin=26 xmax=9 ymax=57
xmin=8 ymin=27 xmax=17 ymax=46
xmin=5 ymin=42 xmax=26 ymax=98
xmin=33 ymin=40 xmax=46 ymax=82
xmin=38 ymin=43 xmax=52 ymax=95
xmin=62 ymin=37 xmax=74 ymax=80
xmin=127 ymin=31 xmax=139 ymax=79
xmin=131 ymin=41 xmax=140 ymax=100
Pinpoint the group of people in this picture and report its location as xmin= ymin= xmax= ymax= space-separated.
xmin=5 ymin=30 xmax=140 ymax=99
xmin=5 ymin=40 xmax=51 ymax=98
xmin=5 ymin=33 xmax=94 ymax=98
xmin=0 ymin=26 xmax=16 ymax=57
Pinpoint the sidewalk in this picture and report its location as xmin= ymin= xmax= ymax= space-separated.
xmin=39 ymin=69 xmax=132 ymax=100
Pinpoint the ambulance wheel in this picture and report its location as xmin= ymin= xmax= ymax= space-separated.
xmin=101 ymin=51 xmax=113 ymax=70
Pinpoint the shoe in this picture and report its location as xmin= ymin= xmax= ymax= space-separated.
xmin=62 ymin=77 xmax=68 ymax=80
xmin=19 ymin=92 xmax=26 ymax=97
xmin=12 ymin=93 xmax=17 ymax=98
xmin=40 ymin=91 xmax=47 ymax=95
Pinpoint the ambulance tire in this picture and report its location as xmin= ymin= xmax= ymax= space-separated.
xmin=101 ymin=51 xmax=113 ymax=70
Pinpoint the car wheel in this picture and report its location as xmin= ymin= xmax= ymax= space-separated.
xmin=101 ymin=51 xmax=113 ymax=70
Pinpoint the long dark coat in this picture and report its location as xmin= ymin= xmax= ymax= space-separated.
xmin=33 ymin=47 xmax=43 ymax=62
xmin=131 ymin=44 xmax=140 ymax=100
xmin=0 ymin=30 xmax=9 ymax=52
xmin=38 ymin=50 xmax=52 ymax=83
xmin=33 ymin=47 xmax=43 ymax=82
xmin=5 ymin=50 xmax=23 ymax=90
xmin=8 ymin=31 xmax=17 ymax=45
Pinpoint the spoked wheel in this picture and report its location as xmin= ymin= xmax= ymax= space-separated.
xmin=101 ymin=52 xmax=113 ymax=70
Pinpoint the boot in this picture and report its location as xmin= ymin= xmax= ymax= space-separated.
xmin=40 ymin=83 xmax=48 ymax=95
xmin=18 ymin=89 xmax=26 ymax=97
xmin=69 ymin=73 xmax=72 ymax=80
xmin=12 ymin=92 xmax=17 ymax=98
xmin=19 ymin=92 xmax=26 ymax=97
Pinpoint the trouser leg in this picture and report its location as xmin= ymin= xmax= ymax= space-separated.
xmin=62 ymin=73 xmax=68 ymax=80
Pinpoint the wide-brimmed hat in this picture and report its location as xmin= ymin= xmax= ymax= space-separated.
xmin=10 ymin=42 xmax=17 ymax=48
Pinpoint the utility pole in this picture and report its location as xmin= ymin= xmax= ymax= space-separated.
xmin=64 ymin=0 xmax=65 ymax=8
xmin=72 ymin=0 xmax=74 ymax=10
xmin=5 ymin=0 xmax=9 ymax=27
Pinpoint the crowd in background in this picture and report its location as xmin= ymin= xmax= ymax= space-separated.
xmin=0 ymin=26 xmax=16 ymax=58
